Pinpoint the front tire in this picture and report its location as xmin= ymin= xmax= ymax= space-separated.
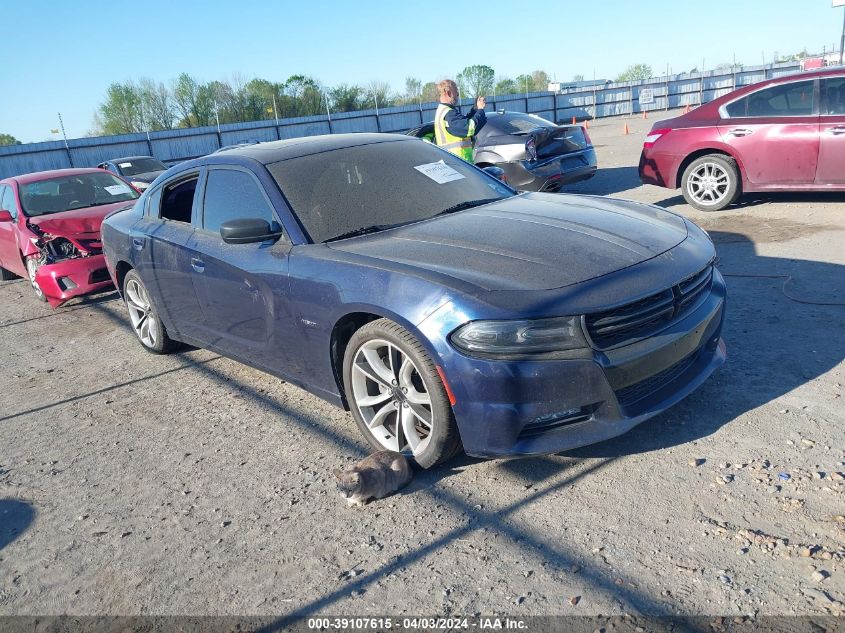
xmin=681 ymin=154 xmax=740 ymax=211
xmin=122 ymin=270 xmax=177 ymax=354
xmin=25 ymin=255 xmax=47 ymax=302
xmin=343 ymin=318 xmax=461 ymax=468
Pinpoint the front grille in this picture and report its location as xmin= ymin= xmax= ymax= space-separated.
xmin=585 ymin=265 xmax=713 ymax=349
xmin=615 ymin=350 xmax=700 ymax=409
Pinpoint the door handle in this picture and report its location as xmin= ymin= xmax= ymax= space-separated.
xmin=829 ymin=126 xmax=845 ymax=135
xmin=132 ymin=237 xmax=144 ymax=250
xmin=729 ymin=128 xmax=753 ymax=137
xmin=190 ymin=257 xmax=205 ymax=273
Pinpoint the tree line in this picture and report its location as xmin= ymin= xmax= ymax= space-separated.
xmin=92 ymin=66 xmax=562 ymax=136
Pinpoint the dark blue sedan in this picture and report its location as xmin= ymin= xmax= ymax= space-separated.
xmin=101 ymin=134 xmax=726 ymax=467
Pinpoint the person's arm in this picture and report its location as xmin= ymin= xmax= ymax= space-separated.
xmin=444 ymin=102 xmax=487 ymax=137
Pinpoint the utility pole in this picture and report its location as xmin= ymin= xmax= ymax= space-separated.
xmin=840 ymin=5 xmax=845 ymax=65
xmin=57 ymin=112 xmax=73 ymax=167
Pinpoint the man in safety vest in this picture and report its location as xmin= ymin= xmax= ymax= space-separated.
xmin=433 ymin=79 xmax=487 ymax=163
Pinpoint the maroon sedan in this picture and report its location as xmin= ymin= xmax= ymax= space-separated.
xmin=639 ymin=68 xmax=845 ymax=211
xmin=0 ymin=168 xmax=140 ymax=307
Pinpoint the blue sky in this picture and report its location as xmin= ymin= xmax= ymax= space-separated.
xmin=1 ymin=0 xmax=840 ymax=143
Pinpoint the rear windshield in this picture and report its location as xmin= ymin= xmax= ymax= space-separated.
xmin=267 ymin=140 xmax=514 ymax=243
xmin=19 ymin=172 xmax=140 ymax=216
xmin=116 ymin=158 xmax=167 ymax=177
xmin=488 ymin=112 xmax=556 ymax=135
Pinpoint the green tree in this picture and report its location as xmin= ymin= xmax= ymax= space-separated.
xmin=494 ymin=78 xmax=519 ymax=95
xmin=138 ymin=78 xmax=175 ymax=130
xmin=615 ymin=64 xmax=654 ymax=82
xmin=403 ymin=77 xmax=422 ymax=105
xmin=362 ymin=81 xmax=396 ymax=110
xmin=285 ymin=75 xmax=324 ymax=116
xmin=456 ymin=64 xmax=495 ymax=98
xmin=172 ymin=73 xmax=215 ymax=127
xmin=330 ymin=84 xmax=365 ymax=112
xmin=0 ymin=133 xmax=21 ymax=146
xmin=530 ymin=70 xmax=551 ymax=91
xmin=572 ymin=74 xmax=585 ymax=82
xmin=421 ymin=81 xmax=438 ymax=103
xmin=98 ymin=82 xmax=143 ymax=135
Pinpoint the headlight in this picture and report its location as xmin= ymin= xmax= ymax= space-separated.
xmin=450 ymin=316 xmax=588 ymax=359
xmin=130 ymin=181 xmax=149 ymax=190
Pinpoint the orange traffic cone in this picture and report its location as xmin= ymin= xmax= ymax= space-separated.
xmin=584 ymin=119 xmax=589 ymax=129
xmin=623 ymin=123 xmax=629 ymax=135
xmin=684 ymin=104 xmax=691 ymax=114
xmin=572 ymin=116 xmax=576 ymax=124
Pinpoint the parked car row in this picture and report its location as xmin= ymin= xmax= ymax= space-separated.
xmin=2 ymin=109 xmax=730 ymax=468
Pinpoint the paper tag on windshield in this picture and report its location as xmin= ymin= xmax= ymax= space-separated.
xmin=105 ymin=184 xmax=131 ymax=195
xmin=118 ymin=162 xmax=132 ymax=168
xmin=414 ymin=160 xmax=465 ymax=184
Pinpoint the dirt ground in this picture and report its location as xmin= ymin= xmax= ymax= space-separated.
xmin=1 ymin=110 xmax=843 ymax=623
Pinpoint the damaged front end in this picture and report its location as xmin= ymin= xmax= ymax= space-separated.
xmin=26 ymin=222 xmax=113 ymax=307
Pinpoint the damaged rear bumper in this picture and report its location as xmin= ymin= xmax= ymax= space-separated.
xmin=34 ymin=254 xmax=113 ymax=307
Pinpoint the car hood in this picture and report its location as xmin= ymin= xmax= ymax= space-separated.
xmin=329 ymin=193 xmax=688 ymax=291
xmin=27 ymin=201 xmax=135 ymax=237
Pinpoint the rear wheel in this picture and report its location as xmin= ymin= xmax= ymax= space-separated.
xmin=123 ymin=270 xmax=177 ymax=354
xmin=343 ymin=318 xmax=461 ymax=468
xmin=681 ymin=154 xmax=740 ymax=211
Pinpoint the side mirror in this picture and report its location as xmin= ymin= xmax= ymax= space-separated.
xmin=220 ymin=218 xmax=283 ymax=244
xmin=482 ymin=166 xmax=508 ymax=184
xmin=0 ymin=210 xmax=13 ymax=223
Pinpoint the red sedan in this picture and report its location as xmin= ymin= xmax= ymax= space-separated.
xmin=0 ymin=168 xmax=140 ymax=307
xmin=639 ymin=68 xmax=845 ymax=211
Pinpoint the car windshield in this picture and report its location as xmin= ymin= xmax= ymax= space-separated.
xmin=267 ymin=140 xmax=515 ymax=243
xmin=116 ymin=158 xmax=167 ymax=177
xmin=19 ymin=172 xmax=140 ymax=217
xmin=489 ymin=112 xmax=555 ymax=135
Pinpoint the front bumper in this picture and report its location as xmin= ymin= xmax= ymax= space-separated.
xmin=436 ymin=270 xmax=727 ymax=457
xmin=34 ymin=253 xmax=113 ymax=308
xmin=499 ymin=148 xmax=597 ymax=191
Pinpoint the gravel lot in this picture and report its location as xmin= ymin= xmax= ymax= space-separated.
xmin=1 ymin=110 xmax=843 ymax=621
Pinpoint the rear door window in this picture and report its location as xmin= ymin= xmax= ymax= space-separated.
xmin=158 ymin=174 xmax=199 ymax=224
xmin=821 ymin=77 xmax=845 ymax=115
xmin=725 ymin=80 xmax=815 ymax=118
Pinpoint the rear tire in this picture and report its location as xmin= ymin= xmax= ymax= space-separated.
xmin=343 ymin=318 xmax=461 ymax=468
xmin=681 ymin=154 xmax=740 ymax=211
xmin=122 ymin=270 xmax=177 ymax=354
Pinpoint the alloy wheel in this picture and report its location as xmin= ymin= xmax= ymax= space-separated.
xmin=687 ymin=162 xmax=731 ymax=207
xmin=124 ymin=278 xmax=158 ymax=348
xmin=350 ymin=338 xmax=433 ymax=456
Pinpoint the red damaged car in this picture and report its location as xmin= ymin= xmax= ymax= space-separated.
xmin=0 ymin=168 xmax=140 ymax=307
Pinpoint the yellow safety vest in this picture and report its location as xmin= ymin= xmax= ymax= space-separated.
xmin=434 ymin=103 xmax=475 ymax=163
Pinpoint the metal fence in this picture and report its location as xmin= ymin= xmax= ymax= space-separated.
xmin=0 ymin=62 xmax=805 ymax=180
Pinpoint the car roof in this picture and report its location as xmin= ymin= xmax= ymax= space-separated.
xmin=210 ymin=133 xmax=416 ymax=165
xmin=3 ymin=168 xmax=109 ymax=186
